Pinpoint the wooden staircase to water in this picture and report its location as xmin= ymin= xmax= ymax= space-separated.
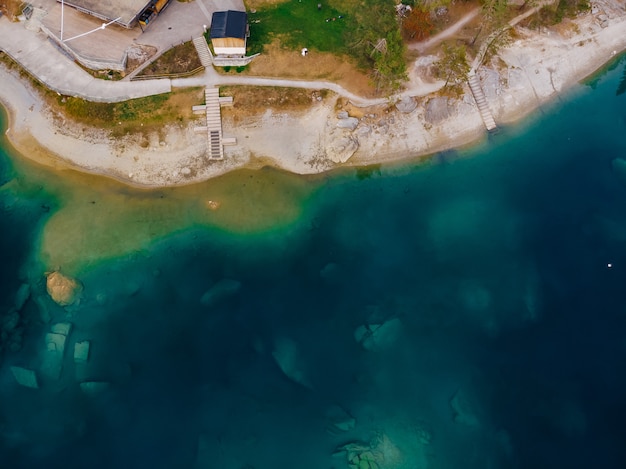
xmin=192 ymin=87 xmax=235 ymax=160
xmin=467 ymin=71 xmax=497 ymax=132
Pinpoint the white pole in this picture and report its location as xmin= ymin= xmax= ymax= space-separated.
xmin=60 ymin=0 xmax=64 ymax=41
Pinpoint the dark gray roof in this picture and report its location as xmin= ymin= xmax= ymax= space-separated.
xmin=210 ymin=10 xmax=247 ymax=40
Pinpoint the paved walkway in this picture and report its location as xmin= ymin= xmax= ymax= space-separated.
xmin=1 ymin=5 xmax=536 ymax=109
xmin=0 ymin=16 xmax=170 ymax=102
xmin=172 ymin=73 xmax=395 ymax=106
xmin=0 ymin=13 xmax=440 ymax=107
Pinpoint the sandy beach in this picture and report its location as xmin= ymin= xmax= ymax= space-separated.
xmin=1 ymin=1 xmax=626 ymax=187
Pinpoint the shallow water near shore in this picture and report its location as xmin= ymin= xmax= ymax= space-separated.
xmin=2 ymin=54 xmax=626 ymax=468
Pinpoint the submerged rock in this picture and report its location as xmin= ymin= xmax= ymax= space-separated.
xmin=80 ymin=381 xmax=110 ymax=394
xmin=74 ymin=341 xmax=90 ymax=363
xmin=325 ymin=405 xmax=356 ymax=435
xmin=46 ymin=271 xmax=83 ymax=306
xmin=51 ymin=322 xmax=72 ymax=336
xmin=41 ymin=333 xmax=67 ymax=380
xmin=1 ymin=310 xmax=20 ymax=334
xmin=320 ymin=262 xmax=341 ymax=283
xmin=450 ymin=388 xmax=481 ymax=427
xmin=354 ymin=318 xmax=402 ymax=351
xmin=272 ymin=337 xmax=311 ymax=389
xmin=611 ymin=157 xmax=626 ymax=186
xmin=200 ymin=278 xmax=241 ymax=307
xmin=41 ymin=322 xmax=72 ymax=380
xmin=459 ymin=282 xmax=491 ymax=312
xmin=334 ymin=433 xmax=402 ymax=469
xmin=34 ymin=296 xmax=51 ymax=323
xmin=10 ymin=366 xmax=38 ymax=389
xmin=14 ymin=283 xmax=31 ymax=311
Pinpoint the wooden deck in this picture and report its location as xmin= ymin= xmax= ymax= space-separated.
xmin=205 ymin=88 xmax=224 ymax=160
xmin=193 ymin=88 xmax=236 ymax=160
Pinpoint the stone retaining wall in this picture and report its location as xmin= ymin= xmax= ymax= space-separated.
xmin=212 ymin=54 xmax=259 ymax=67
xmin=40 ymin=24 xmax=127 ymax=72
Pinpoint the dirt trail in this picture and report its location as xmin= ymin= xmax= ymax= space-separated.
xmin=408 ymin=8 xmax=480 ymax=54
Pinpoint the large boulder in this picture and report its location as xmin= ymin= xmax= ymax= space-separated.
xmin=327 ymin=135 xmax=359 ymax=164
xmin=337 ymin=117 xmax=359 ymax=130
xmin=424 ymin=97 xmax=452 ymax=124
xmin=46 ymin=272 xmax=83 ymax=306
xmin=395 ymin=96 xmax=417 ymax=113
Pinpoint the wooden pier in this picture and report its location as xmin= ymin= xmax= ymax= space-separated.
xmin=193 ymin=88 xmax=235 ymax=160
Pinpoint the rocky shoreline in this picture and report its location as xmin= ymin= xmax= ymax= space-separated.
xmin=1 ymin=2 xmax=626 ymax=187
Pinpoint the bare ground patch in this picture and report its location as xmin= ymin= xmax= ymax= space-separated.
xmin=219 ymin=86 xmax=329 ymax=121
xmin=236 ymin=40 xmax=378 ymax=98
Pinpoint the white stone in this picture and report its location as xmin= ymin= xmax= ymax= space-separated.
xmin=74 ymin=341 xmax=90 ymax=363
xmin=336 ymin=117 xmax=359 ymax=130
xmin=327 ymin=136 xmax=358 ymax=164
xmin=395 ymin=96 xmax=417 ymax=113
xmin=10 ymin=366 xmax=38 ymax=389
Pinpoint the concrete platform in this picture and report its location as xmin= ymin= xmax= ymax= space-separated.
xmin=25 ymin=0 xmax=245 ymax=72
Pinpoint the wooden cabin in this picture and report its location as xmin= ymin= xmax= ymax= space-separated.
xmin=210 ymin=10 xmax=248 ymax=57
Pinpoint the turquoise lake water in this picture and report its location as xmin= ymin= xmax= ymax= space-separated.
xmin=1 ymin=55 xmax=626 ymax=468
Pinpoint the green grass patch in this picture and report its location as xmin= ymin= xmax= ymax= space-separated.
xmin=247 ymin=0 xmax=406 ymax=92
xmin=59 ymin=93 xmax=169 ymax=125
xmin=248 ymin=1 xmax=352 ymax=54
xmin=53 ymin=87 xmax=204 ymax=136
